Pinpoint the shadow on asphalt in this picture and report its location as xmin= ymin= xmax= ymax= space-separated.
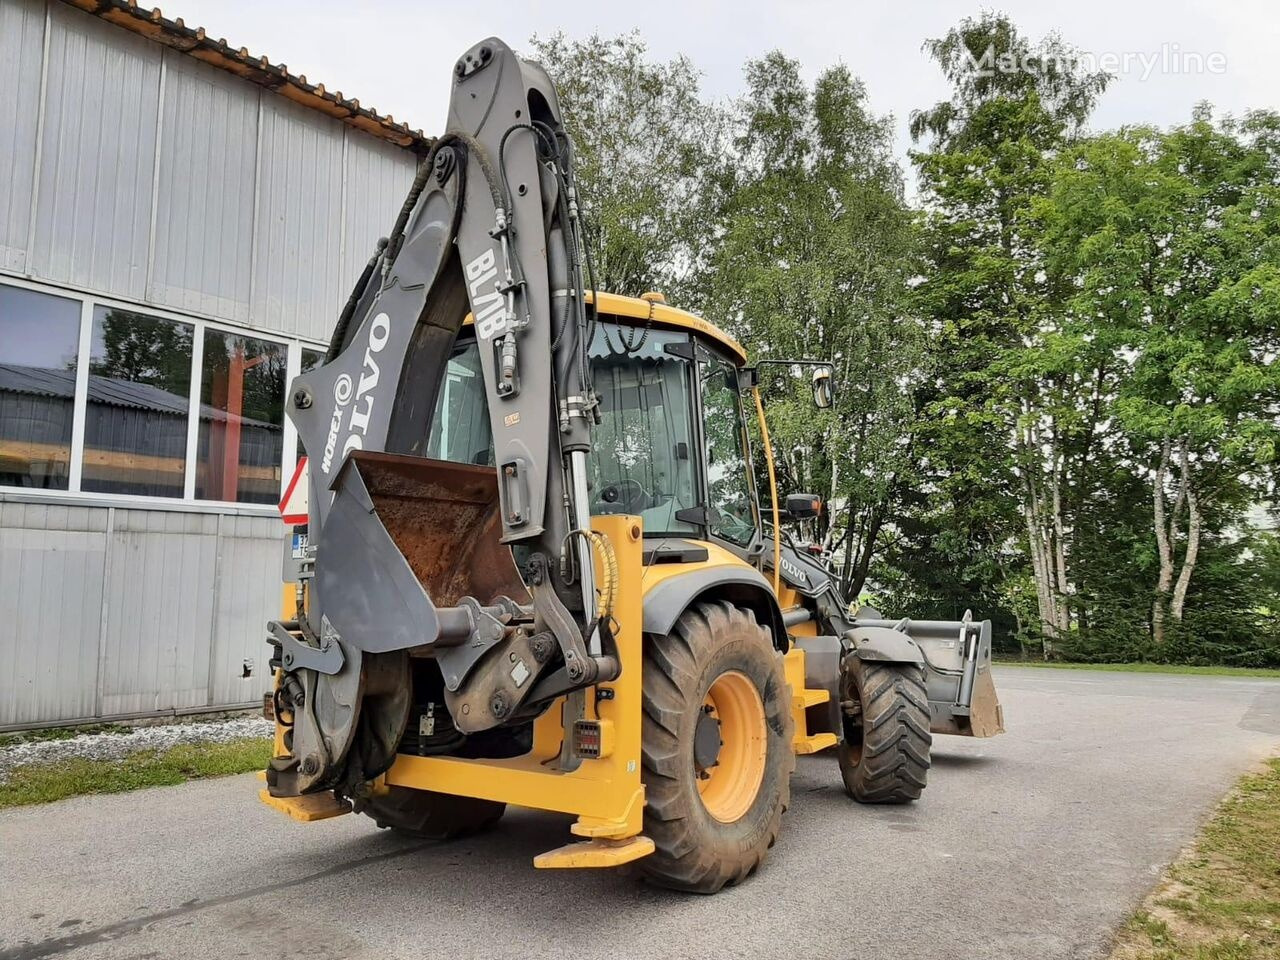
xmin=929 ymin=750 xmax=998 ymax=768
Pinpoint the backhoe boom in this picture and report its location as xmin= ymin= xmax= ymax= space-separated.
xmin=268 ymin=39 xmax=609 ymax=799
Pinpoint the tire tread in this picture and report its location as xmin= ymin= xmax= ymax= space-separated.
xmin=840 ymin=660 xmax=932 ymax=803
xmin=360 ymin=786 xmax=505 ymax=840
xmin=639 ymin=601 xmax=793 ymax=894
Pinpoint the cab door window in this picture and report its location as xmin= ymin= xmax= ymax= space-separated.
xmin=699 ymin=353 xmax=758 ymax=546
xmin=426 ymin=339 xmax=493 ymax=465
xmin=588 ymin=326 xmax=699 ymax=536
xmin=424 ymin=325 xmax=702 ymax=537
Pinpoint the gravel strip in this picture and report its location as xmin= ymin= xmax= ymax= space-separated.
xmin=0 ymin=716 xmax=273 ymax=781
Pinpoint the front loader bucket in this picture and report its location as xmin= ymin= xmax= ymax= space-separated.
xmin=316 ymin=451 xmax=527 ymax=655
xmin=962 ymin=668 xmax=1005 ymax=738
xmin=852 ymin=617 xmax=1005 ymax=738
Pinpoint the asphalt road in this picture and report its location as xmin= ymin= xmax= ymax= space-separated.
xmin=3 ymin=667 xmax=1279 ymax=960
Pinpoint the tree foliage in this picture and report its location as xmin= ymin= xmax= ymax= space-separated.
xmin=1037 ymin=110 xmax=1280 ymax=649
xmin=92 ymin=309 xmax=192 ymax=395
xmin=901 ymin=13 xmax=1112 ymax=644
xmin=530 ymin=21 xmax=1280 ymax=664
xmin=528 ymin=32 xmax=727 ymax=299
xmin=704 ymin=52 xmax=923 ymax=597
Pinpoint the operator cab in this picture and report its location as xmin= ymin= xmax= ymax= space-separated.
xmin=429 ymin=295 xmax=763 ymax=556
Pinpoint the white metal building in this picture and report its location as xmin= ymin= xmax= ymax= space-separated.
xmin=0 ymin=0 xmax=428 ymax=728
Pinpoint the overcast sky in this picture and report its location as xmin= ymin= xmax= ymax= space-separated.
xmin=175 ymin=0 xmax=1278 ymax=171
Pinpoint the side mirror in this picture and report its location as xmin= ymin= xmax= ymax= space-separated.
xmin=812 ymin=366 xmax=834 ymax=409
xmin=784 ymin=493 xmax=822 ymax=520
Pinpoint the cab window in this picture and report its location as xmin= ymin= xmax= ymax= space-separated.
xmin=426 ymin=323 xmax=701 ymax=537
xmin=426 ymin=340 xmax=493 ymax=465
xmin=699 ymin=352 xmax=758 ymax=546
xmin=589 ymin=326 xmax=698 ymax=535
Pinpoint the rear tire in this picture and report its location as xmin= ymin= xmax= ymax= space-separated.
xmin=359 ymin=786 xmax=505 ymax=840
xmin=640 ymin=601 xmax=793 ymax=894
xmin=838 ymin=658 xmax=931 ymax=803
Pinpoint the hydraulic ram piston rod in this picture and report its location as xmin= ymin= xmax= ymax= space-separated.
xmin=569 ymin=449 xmax=601 ymax=657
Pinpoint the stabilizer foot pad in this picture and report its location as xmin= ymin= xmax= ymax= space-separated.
xmin=796 ymin=688 xmax=830 ymax=708
xmin=534 ymin=835 xmax=655 ymax=869
xmin=258 ymin=788 xmax=352 ymax=822
xmin=794 ymin=732 xmax=838 ymax=755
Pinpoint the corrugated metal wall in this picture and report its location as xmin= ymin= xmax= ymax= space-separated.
xmin=31 ymin=1 xmax=161 ymax=300
xmin=0 ymin=0 xmax=421 ymax=728
xmin=150 ymin=53 xmax=259 ymax=322
xmin=2 ymin=0 xmax=418 ymax=342
xmin=0 ymin=502 xmax=281 ymax=727
xmin=0 ymin=0 xmax=46 ymax=273
xmin=0 ymin=502 xmax=104 ymax=726
xmin=250 ymin=97 xmax=347 ymax=337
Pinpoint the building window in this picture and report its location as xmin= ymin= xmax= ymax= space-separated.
xmin=301 ymin=348 xmax=325 ymax=373
xmin=196 ymin=329 xmax=288 ymax=504
xmin=0 ymin=283 xmax=82 ymax=490
xmin=0 ymin=278 xmax=325 ymax=507
xmin=82 ymin=306 xmax=194 ymax=497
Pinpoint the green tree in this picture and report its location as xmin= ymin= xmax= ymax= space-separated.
xmin=529 ymin=32 xmax=727 ymax=299
xmin=706 ymin=52 xmax=923 ymax=597
xmin=906 ymin=13 xmax=1111 ymax=648
xmin=91 ymin=309 xmax=192 ymax=396
xmin=1038 ymin=109 xmax=1280 ymax=642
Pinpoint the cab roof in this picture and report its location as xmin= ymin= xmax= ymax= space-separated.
xmin=463 ymin=291 xmax=747 ymax=366
xmin=592 ymin=292 xmax=747 ymax=366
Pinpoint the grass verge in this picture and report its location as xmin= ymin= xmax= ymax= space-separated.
xmin=1111 ymin=757 xmax=1280 ymax=959
xmin=0 ymin=738 xmax=272 ymax=808
xmin=995 ymin=660 xmax=1280 ymax=679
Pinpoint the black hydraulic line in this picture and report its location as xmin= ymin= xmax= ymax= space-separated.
xmin=326 ymin=131 xmax=508 ymax=366
xmin=610 ymin=290 xmax=654 ymax=355
xmin=325 ymin=239 xmax=386 ymax=362
xmin=545 ymin=123 xmax=596 ymax=401
xmin=385 ymin=158 xmax=432 ymax=258
xmin=327 ymin=152 xmax=432 ymax=362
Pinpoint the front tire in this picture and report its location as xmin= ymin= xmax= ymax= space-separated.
xmin=838 ymin=658 xmax=931 ymax=803
xmin=640 ymin=601 xmax=794 ymax=893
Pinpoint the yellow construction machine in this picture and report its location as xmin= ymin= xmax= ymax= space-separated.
xmin=261 ymin=37 xmax=1003 ymax=893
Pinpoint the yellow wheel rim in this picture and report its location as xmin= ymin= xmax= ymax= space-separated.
xmin=696 ymin=670 xmax=767 ymax=823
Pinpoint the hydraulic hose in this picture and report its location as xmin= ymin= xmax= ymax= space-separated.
xmin=326 ymin=151 xmax=432 ymax=362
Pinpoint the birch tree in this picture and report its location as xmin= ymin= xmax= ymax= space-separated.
xmin=703 ymin=52 xmax=923 ymax=598
xmin=909 ymin=13 xmax=1110 ymax=648
xmin=1038 ymin=110 xmax=1280 ymax=642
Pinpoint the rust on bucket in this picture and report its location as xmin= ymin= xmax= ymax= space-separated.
xmin=349 ymin=451 xmax=527 ymax=608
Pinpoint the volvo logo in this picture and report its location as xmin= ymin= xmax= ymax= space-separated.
xmin=320 ymin=313 xmax=390 ymax=474
xmin=333 ymin=373 xmax=353 ymax=404
xmin=781 ymin=556 xmax=809 ymax=586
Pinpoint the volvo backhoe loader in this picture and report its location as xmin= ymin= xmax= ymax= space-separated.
xmin=261 ymin=37 xmax=1003 ymax=893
